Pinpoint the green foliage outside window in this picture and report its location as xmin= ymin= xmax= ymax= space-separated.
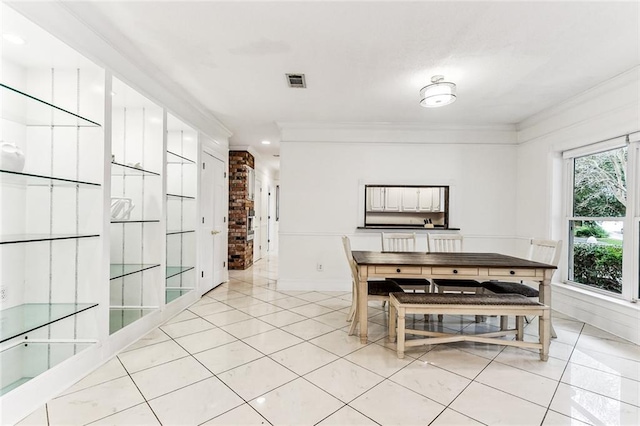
xmin=571 ymin=146 xmax=626 ymax=294
xmin=572 ymin=243 xmax=623 ymax=293
xmin=574 ymin=222 xmax=609 ymax=238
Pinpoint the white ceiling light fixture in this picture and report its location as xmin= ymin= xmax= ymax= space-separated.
xmin=419 ymin=75 xmax=457 ymax=108
xmin=261 ymin=140 xmax=271 ymax=145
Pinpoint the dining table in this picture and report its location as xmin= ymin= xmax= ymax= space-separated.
xmin=351 ymin=251 xmax=558 ymax=344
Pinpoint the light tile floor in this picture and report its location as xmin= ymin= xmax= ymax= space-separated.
xmin=18 ymin=255 xmax=640 ymax=425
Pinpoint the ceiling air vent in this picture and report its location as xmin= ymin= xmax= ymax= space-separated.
xmin=286 ymin=73 xmax=306 ymax=88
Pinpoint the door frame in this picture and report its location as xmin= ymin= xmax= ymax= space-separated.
xmin=198 ymin=147 xmax=228 ymax=295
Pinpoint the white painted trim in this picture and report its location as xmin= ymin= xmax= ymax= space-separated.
xmin=280 ymin=231 xmax=523 ymax=239
xmin=278 ymin=121 xmax=516 ymax=132
xmin=518 ymin=66 xmax=640 ymax=134
xmin=279 ymin=124 xmax=517 ymax=144
xmin=9 ymin=1 xmax=232 ymax=142
xmin=553 ymin=282 xmax=640 ymax=344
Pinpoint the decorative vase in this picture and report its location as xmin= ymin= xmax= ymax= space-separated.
xmin=0 ymin=142 xmax=25 ymax=172
xmin=111 ymin=198 xmax=135 ymax=220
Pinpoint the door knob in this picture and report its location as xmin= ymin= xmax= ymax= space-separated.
xmin=211 ymin=230 xmax=220 ymax=235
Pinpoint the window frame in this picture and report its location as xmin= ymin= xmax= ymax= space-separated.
xmin=563 ymin=135 xmax=640 ymax=302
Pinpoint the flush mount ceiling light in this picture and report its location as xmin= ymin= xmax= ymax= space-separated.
xmin=419 ymin=75 xmax=457 ymax=108
xmin=261 ymin=140 xmax=271 ymax=145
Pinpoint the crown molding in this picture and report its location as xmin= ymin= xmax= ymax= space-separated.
xmin=277 ymin=121 xmax=516 ymax=133
xmin=9 ymin=0 xmax=233 ymax=141
xmin=517 ymin=66 xmax=640 ymax=139
xmin=277 ymin=121 xmax=517 ymax=145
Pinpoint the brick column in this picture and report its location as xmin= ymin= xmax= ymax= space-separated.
xmin=228 ymin=151 xmax=255 ymax=270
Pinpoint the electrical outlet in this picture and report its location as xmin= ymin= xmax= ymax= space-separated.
xmin=316 ymin=263 xmax=323 ymax=272
xmin=0 ymin=286 xmax=7 ymax=301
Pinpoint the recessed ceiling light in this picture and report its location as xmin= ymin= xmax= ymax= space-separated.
xmin=261 ymin=140 xmax=271 ymax=145
xmin=3 ymin=33 xmax=25 ymax=45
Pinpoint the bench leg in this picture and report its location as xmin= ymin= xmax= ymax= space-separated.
xmin=397 ymin=307 xmax=406 ymax=359
xmin=500 ymin=315 xmax=508 ymax=331
xmin=388 ymin=302 xmax=397 ymax=343
xmin=540 ymin=309 xmax=550 ymax=361
xmin=516 ymin=316 xmax=524 ymax=341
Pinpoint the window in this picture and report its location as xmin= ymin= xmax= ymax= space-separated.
xmin=564 ymin=134 xmax=640 ymax=300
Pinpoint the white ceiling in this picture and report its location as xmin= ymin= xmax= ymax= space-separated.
xmin=60 ymin=1 xmax=639 ymax=172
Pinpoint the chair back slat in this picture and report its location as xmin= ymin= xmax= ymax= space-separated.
xmin=381 ymin=232 xmax=417 ymax=252
xmin=528 ymin=238 xmax=562 ymax=266
xmin=427 ymin=233 xmax=463 ymax=253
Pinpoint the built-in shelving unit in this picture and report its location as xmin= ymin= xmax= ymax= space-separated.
xmin=109 ymin=77 xmax=163 ymax=334
xmin=0 ymin=5 xmax=105 ymax=399
xmin=165 ymin=114 xmax=197 ymax=303
xmin=0 ymin=169 xmax=101 ymax=187
xmin=111 ymin=161 xmax=160 ymax=177
xmin=1 ymin=342 xmax=94 ymax=396
xmin=0 ymin=304 xmax=99 ymax=344
xmin=0 ymin=234 xmax=100 ymax=245
xmin=0 ymin=83 xmax=101 ymax=128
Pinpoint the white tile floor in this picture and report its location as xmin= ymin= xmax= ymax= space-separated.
xmin=18 ymin=255 xmax=640 ymax=425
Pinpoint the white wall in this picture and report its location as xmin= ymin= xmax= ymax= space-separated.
xmin=278 ymin=126 xmax=522 ymax=290
xmin=515 ymin=67 xmax=640 ymax=344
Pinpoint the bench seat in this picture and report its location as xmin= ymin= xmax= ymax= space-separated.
xmin=388 ymin=292 xmax=550 ymax=361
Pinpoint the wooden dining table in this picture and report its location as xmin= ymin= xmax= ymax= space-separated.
xmin=351 ymin=251 xmax=557 ymax=344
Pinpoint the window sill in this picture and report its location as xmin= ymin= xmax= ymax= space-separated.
xmin=554 ymin=280 xmax=637 ymax=308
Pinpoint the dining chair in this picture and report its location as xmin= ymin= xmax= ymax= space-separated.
xmin=381 ymin=232 xmax=431 ymax=293
xmin=483 ymin=238 xmax=562 ymax=326
xmin=342 ymin=235 xmax=404 ymax=335
xmin=427 ymin=233 xmax=484 ymax=322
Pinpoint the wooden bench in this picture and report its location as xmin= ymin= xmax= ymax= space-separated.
xmin=388 ymin=292 xmax=550 ymax=361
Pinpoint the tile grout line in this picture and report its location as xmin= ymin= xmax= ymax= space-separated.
xmin=541 ymin=321 xmax=585 ymax=424
xmin=48 ymin=260 xmax=632 ymax=426
xmin=204 ymin=291 xmax=470 ymax=424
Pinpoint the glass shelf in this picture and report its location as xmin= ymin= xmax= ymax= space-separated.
xmin=167 ymin=151 xmax=195 ymax=164
xmin=167 ymin=194 xmax=195 ymax=200
xmin=166 ymin=288 xmax=194 ymax=303
xmin=111 ymin=162 xmax=160 ymax=177
xmin=166 ymin=230 xmax=195 ymax=235
xmin=1 ymin=169 xmax=101 ymax=188
xmin=109 ymin=264 xmax=160 ymax=280
xmin=0 ymin=234 xmax=99 ymax=245
xmin=166 ymin=266 xmax=194 ymax=279
xmin=109 ymin=308 xmax=155 ymax=334
xmin=0 ymin=303 xmax=98 ymax=343
xmin=0 ymin=342 xmax=93 ymax=396
xmin=1 ymin=83 xmax=101 ymax=128
xmin=111 ymin=220 xmax=160 ymax=224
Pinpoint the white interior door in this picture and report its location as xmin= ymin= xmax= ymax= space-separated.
xmin=200 ymin=152 xmax=226 ymax=292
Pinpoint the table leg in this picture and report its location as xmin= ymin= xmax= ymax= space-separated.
xmin=358 ymin=266 xmax=369 ymax=344
xmin=540 ymin=270 xmax=557 ymax=338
